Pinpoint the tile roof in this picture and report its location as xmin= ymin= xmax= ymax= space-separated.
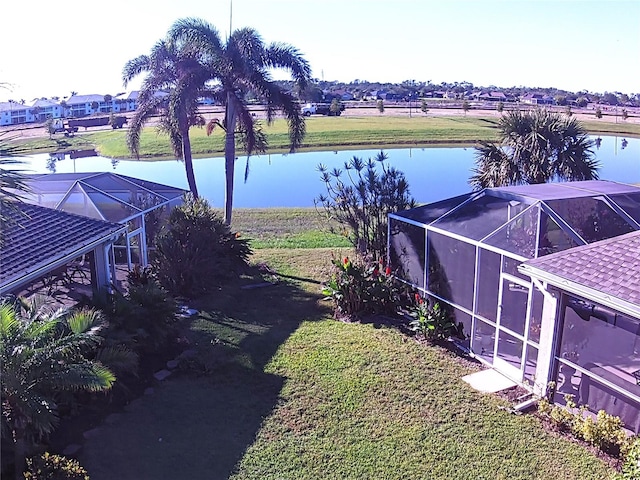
xmin=66 ymin=94 xmax=105 ymax=105
xmin=0 ymin=203 xmax=125 ymax=292
xmin=522 ymin=230 xmax=640 ymax=308
xmin=0 ymin=101 xmax=29 ymax=112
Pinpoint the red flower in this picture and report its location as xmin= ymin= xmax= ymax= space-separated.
xmin=385 ymin=266 xmax=392 ymax=276
xmin=343 ymin=257 xmax=349 ymax=265
xmin=373 ymin=267 xmax=379 ymax=276
xmin=415 ymin=293 xmax=424 ymax=304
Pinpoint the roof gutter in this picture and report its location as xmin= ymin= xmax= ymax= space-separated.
xmin=519 ymin=264 xmax=640 ymax=319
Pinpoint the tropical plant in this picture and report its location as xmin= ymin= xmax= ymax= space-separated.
xmin=316 ymin=151 xmax=415 ymax=260
xmin=122 ymin=31 xmax=210 ymax=197
xmin=24 ymin=452 xmax=89 ymax=480
xmin=153 ymin=194 xmax=251 ymax=296
xmin=470 ymin=109 xmax=599 ymax=188
xmin=168 ymin=17 xmax=311 ymax=225
xmin=0 ymin=297 xmax=115 ymax=479
xmin=322 ymin=256 xmax=406 ymax=320
xmin=0 ymin=134 xmax=31 ymax=246
xmin=408 ymin=294 xmax=456 ymax=341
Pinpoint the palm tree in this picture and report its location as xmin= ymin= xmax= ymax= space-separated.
xmin=122 ymin=36 xmax=209 ymax=197
xmin=0 ymin=133 xmax=31 ymax=246
xmin=169 ymin=17 xmax=311 ymax=224
xmin=470 ymin=109 xmax=599 ymax=188
xmin=0 ymin=298 xmax=115 ymax=479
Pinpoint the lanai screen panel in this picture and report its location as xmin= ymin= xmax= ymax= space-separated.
xmin=395 ymin=194 xmax=472 ymax=224
xmin=608 ymin=192 xmax=640 ymax=225
xmin=427 ymin=231 xmax=476 ymax=311
xmin=432 ymin=195 xmax=527 ymax=241
xmin=483 ymin=204 xmax=540 ymax=257
xmin=545 ymin=196 xmax=635 ymax=243
xmin=475 ymin=248 xmax=501 ymax=323
xmin=389 ymin=218 xmax=425 ymax=288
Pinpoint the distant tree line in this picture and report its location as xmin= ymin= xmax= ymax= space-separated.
xmin=275 ymin=79 xmax=638 ymax=107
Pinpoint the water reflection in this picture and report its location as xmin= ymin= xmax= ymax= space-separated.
xmin=21 ymin=136 xmax=640 ymax=208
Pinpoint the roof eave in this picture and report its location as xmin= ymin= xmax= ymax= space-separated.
xmin=519 ymin=264 xmax=640 ymax=319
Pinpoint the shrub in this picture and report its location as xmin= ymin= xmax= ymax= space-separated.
xmin=376 ymin=100 xmax=384 ymax=113
xmin=154 ymin=195 xmax=251 ymax=296
xmin=316 ymin=151 xmax=415 ymax=260
xmin=538 ymin=394 xmax=630 ymax=456
xmin=87 ymin=275 xmax=178 ymax=355
xmin=24 ymin=452 xmax=89 ymax=480
xmin=322 ymin=256 xmax=406 ymax=320
xmin=595 ymin=107 xmax=603 ymax=119
xmin=408 ymin=294 xmax=456 ymax=341
xmin=615 ymin=437 xmax=640 ymax=480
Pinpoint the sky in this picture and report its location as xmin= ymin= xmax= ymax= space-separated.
xmin=1 ymin=0 xmax=638 ymax=103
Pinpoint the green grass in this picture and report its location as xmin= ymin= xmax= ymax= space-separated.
xmin=78 ymin=248 xmax=613 ymax=480
xmin=228 ymin=208 xmax=351 ymax=249
xmin=11 ymin=115 xmax=640 ymax=158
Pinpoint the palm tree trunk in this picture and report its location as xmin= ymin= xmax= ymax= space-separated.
xmin=224 ymin=94 xmax=237 ymax=225
xmin=14 ymin=426 xmax=27 ymax=480
xmin=181 ymin=123 xmax=199 ymax=198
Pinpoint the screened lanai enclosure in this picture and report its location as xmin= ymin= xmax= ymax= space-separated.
xmin=389 ymin=180 xmax=640 ymax=386
xmin=23 ymin=173 xmax=186 ymax=268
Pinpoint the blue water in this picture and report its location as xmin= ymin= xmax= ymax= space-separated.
xmin=21 ymin=136 xmax=640 ymax=207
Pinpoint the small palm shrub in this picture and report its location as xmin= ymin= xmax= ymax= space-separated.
xmin=322 ymin=256 xmax=406 ymax=320
xmin=154 ymin=195 xmax=251 ymax=297
xmin=24 ymin=452 xmax=89 ymax=480
xmin=408 ymin=294 xmax=456 ymax=341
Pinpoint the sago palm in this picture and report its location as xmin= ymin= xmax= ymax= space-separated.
xmin=0 ymin=297 xmax=115 ymax=479
xmin=470 ymin=109 xmax=599 ymax=188
xmin=168 ymin=17 xmax=311 ymax=224
xmin=123 ymin=38 xmax=210 ymax=197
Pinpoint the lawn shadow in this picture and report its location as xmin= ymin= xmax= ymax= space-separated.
xmin=79 ymin=265 xmax=328 ymax=480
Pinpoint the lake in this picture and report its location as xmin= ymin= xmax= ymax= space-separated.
xmin=21 ymin=135 xmax=640 ymax=207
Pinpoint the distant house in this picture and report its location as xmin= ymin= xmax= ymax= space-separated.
xmin=0 ymin=101 xmax=35 ymax=126
xmin=521 ymin=93 xmax=553 ymax=105
xmin=119 ymin=90 xmax=169 ymax=112
xmin=332 ymin=89 xmax=355 ymax=101
xmin=473 ymin=91 xmax=506 ymax=102
xmin=31 ymin=98 xmax=64 ymax=120
xmin=65 ymin=94 xmax=106 ymax=117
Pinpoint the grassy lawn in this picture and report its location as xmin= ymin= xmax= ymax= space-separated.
xmin=78 ymin=247 xmax=613 ymax=480
xmin=229 ymin=208 xmax=350 ymax=249
xmin=12 ymin=114 xmax=640 ymax=158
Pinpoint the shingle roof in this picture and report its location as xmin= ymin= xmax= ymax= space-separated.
xmin=0 ymin=203 xmax=125 ymax=292
xmin=522 ymin=230 xmax=640 ymax=308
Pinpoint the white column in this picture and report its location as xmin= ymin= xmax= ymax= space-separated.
xmin=532 ymin=280 xmax=561 ymax=397
xmin=92 ymin=243 xmax=112 ymax=292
